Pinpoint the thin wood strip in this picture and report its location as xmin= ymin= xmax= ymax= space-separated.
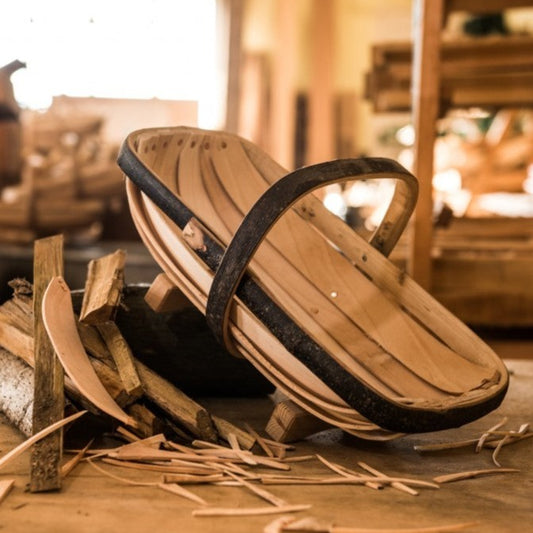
xmin=31 ymin=234 xmax=64 ymax=492
xmin=102 ymin=457 xmax=220 ymax=476
xmin=476 ymin=417 xmax=508 ymax=452
xmin=212 ymin=415 xmax=255 ymax=450
xmin=315 ymin=455 xmax=382 ymax=491
xmin=433 ymin=468 xmax=520 ymax=484
xmin=225 ymin=470 xmax=288 ymax=507
xmin=157 ymin=482 xmax=207 ymax=505
xmin=358 ymin=461 xmax=418 ymax=496
xmin=0 ymin=479 xmax=15 ymax=505
xmin=0 ymin=411 xmax=87 ymax=471
xmin=162 ymin=473 xmax=225 ymax=484
xmin=262 ymin=476 xmax=439 ymax=489
xmin=86 ymin=458 xmax=156 ymax=487
xmin=244 ymin=423 xmax=276 ymax=458
xmin=61 ymin=438 xmax=94 ymax=478
xmin=227 ymin=432 xmax=257 ymax=466
xmin=192 ymin=504 xmax=312 ymax=517
xmin=330 ymin=522 xmax=481 ymax=533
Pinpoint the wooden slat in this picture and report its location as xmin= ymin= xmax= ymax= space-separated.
xmin=30 ymin=234 xmax=64 ymax=492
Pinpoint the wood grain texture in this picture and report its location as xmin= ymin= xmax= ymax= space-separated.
xmin=30 ymin=234 xmax=64 ymax=492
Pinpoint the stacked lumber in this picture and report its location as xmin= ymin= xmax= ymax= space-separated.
xmin=365 ymin=35 xmax=533 ymax=113
xmin=0 ymin=108 xmax=124 ymax=244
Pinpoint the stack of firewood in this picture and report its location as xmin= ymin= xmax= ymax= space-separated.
xmin=0 ymin=108 xmax=125 ymax=244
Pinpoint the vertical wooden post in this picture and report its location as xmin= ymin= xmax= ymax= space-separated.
xmin=30 ymin=234 xmax=64 ymax=492
xmin=307 ymin=0 xmax=335 ymax=165
xmin=269 ymin=0 xmax=298 ymax=169
xmin=409 ymin=0 xmax=444 ymax=289
xmin=224 ymin=0 xmax=244 ymax=134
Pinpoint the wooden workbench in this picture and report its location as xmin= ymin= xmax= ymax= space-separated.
xmin=0 ymin=359 xmax=531 ymax=533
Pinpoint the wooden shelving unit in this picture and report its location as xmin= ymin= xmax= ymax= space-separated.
xmin=409 ymin=0 xmax=533 ymax=292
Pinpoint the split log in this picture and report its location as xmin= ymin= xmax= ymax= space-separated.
xmin=79 ymin=249 xmax=125 ymax=324
xmin=96 ymin=321 xmax=143 ymax=399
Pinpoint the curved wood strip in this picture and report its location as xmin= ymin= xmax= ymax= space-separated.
xmin=42 ymin=276 xmax=138 ymax=428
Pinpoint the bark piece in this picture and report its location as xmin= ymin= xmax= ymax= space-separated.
xmin=31 ymin=234 xmax=64 ymax=493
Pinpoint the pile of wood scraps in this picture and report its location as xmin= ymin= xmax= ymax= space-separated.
xmin=0 ymin=108 xmax=124 ymax=244
xmin=0 ymin=235 xmax=529 ymax=530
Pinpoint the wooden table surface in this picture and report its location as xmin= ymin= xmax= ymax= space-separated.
xmin=0 ymin=359 xmax=531 ymax=533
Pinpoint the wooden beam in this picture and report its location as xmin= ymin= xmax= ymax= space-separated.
xmin=409 ymin=0 xmax=444 ymax=289
xmin=30 ymin=234 xmax=64 ymax=492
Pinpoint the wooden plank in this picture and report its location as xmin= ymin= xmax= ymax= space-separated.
xmin=409 ymin=0 xmax=444 ymax=289
xmin=30 ymin=234 xmax=64 ymax=492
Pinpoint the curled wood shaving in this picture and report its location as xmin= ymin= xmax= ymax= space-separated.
xmin=476 ymin=418 xmax=508 ymax=452
xmin=433 ymin=468 xmax=520 ymax=484
xmin=0 ymin=410 xmax=87 ymax=471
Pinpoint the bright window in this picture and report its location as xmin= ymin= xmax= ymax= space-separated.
xmin=0 ymin=0 xmax=219 ymax=127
